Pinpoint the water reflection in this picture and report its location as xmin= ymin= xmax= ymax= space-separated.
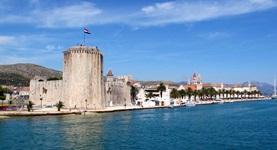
xmin=1 ymin=100 xmax=277 ymax=149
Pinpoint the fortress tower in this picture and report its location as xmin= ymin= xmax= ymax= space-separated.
xmin=30 ymin=45 xmax=132 ymax=109
xmin=63 ymin=46 xmax=105 ymax=109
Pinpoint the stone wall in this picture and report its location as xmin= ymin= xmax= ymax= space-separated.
xmin=29 ymin=76 xmax=63 ymax=107
xmin=105 ymin=75 xmax=132 ymax=106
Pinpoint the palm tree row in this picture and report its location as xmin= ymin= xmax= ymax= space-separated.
xmin=170 ymin=87 xmax=261 ymax=101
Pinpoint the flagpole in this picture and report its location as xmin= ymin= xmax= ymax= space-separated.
xmin=84 ymin=30 xmax=85 ymax=45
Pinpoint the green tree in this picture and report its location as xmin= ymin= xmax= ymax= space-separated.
xmin=222 ymin=89 xmax=226 ymax=99
xmin=257 ymin=91 xmax=261 ymax=98
xmin=56 ymin=101 xmax=64 ymax=111
xmin=178 ymin=89 xmax=187 ymax=99
xmin=26 ymin=101 xmax=35 ymax=112
xmin=202 ymin=88 xmax=208 ymax=100
xmin=170 ymin=88 xmax=180 ymax=99
xmin=192 ymin=90 xmax=198 ymax=101
xmin=218 ymin=89 xmax=222 ymax=99
xmin=236 ymin=91 xmax=241 ymax=99
xmin=253 ymin=90 xmax=259 ymax=98
xmin=157 ymin=83 xmax=166 ymax=98
xmin=225 ymin=90 xmax=230 ymax=99
xmin=146 ymin=92 xmax=154 ymax=99
xmin=247 ymin=91 xmax=251 ymax=99
xmin=187 ymin=87 xmax=193 ymax=101
xmin=0 ymin=86 xmax=6 ymax=106
xmin=208 ymin=88 xmax=217 ymax=100
xmin=229 ymin=90 xmax=235 ymax=99
xmin=240 ymin=91 xmax=244 ymax=99
xmin=198 ymin=89 xmax=204 ymax=100
xmin=243 ymin=90 xmax=247 ymax=99
xmin=130 ymin=86 xmax=139 ymax=103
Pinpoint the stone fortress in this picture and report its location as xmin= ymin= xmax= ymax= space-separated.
xmin=30 ymin=46 xmax=132 ymax=109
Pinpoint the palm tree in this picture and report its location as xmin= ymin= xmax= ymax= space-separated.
xmin=130 ymin=86 xmax=139 ymax=103
xmin=225 ymin=90 xmax=230 ymax=99
xmin=218 ymin=89 xmax=222 ymax=99
xmin=229 ymin=90 xmax=234 ymax=99
xmin=157 ymin=83 xmax=166 ymax=98
xmin=247 ymin=91 xmax=251 ymax=99
xmin=192 ymin=90 xmax=198 ymax=101
xmin=257 ymin=91 xmax=261 ymax=98
xmin=222 ymin=89 xmax=226 ymax=99
xmin=187 ymin=87 xmax=193 ymax=101
xmin=170 ymin=88 xmax=180 ymax=99
xmin=26 ymin=101 xmax=35 ymax=112
xmin=243 ymin=90 xmax=247 ymax=99
xmin=253 ymin=90 xmax=259 ymax=98
xmin=240 ymin=91 xmax=244 ymax=99
xmin=208 ymin=88 xmax=217 ymax=100
xmin=236 ymin=91 xmax=241 ymax=99
xmin=178 ymin=89 xmax=187 ymax=99
xmin=146 ymin=92 xmax=154 ymax=99
xmin=202 ymin=88 xmax=208 ymax=100
xmin=198 ymin=89 xmax=204 ymax=100
xmin=56 ymin=101 xmax=64 ymax=111
xmin=250 ymin=91 xmax=254 ymax=98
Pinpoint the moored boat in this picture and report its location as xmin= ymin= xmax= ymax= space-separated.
xmin=213 ymin=99 xmax=224 ymax=104
xmin=168 ymin=99 xmax=181 ymax=108
xmin=185 ymin=101 xmax=196 ymax=107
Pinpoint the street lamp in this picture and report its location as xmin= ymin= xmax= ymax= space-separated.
xmin=124 ymin=98 xmax=126 ymax=109
xmin=40 ymin=95 xmax=43 ymax=108
xmin=85 ymin=99 xmax=87 ymax=110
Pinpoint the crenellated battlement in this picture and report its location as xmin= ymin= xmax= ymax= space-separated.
xmin=63 ymin=46 xmax=103 ymax=56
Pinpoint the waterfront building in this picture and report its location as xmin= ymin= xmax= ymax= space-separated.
xmin=178 ymin=73 xmax=261 ymax=99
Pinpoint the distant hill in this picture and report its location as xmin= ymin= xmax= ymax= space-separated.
xmin=241 ymin=81 xmax=274 ymax=95
xmin=0 ymin=63 xmax=275 ymax=95
xmin=0 ymin=63 xmax=62 ymax=86
xmin=136 ymin=80 xmax=180 ymax=87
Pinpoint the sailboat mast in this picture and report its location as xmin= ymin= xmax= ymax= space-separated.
xmin=274 ymin=76 xmax=276 ymax=96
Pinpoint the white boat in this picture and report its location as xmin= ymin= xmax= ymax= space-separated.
xmin=185 ymin=101 xmax=196 ymax=107
xmin=168 ymin=99 xmax=181 ymax=108
xmin=213 ymin=99 xmax=224 ymax=104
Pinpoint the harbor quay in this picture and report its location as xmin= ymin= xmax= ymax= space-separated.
xmin=0 ymin=98 xmax=272 ymax=117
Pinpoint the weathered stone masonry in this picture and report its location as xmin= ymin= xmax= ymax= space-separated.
xmin=30 ymin=46 xmax=132 ymax=109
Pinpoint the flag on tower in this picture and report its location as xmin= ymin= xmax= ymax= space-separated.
xmin=84 ymin=28 xmax=91 ymax=34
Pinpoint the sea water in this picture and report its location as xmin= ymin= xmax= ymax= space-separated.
xmin=1 ymin=100 xmax=277 ymax=149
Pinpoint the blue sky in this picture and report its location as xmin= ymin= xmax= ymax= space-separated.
xmin=0 ymin=0 xmax=276 ymax=84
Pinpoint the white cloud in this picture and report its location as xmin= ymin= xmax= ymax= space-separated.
xmin=0 ymin=36 xmax=15 ymax=45
xmin=33 ymin=2 xmax=102 ymax=28
xmin=0 ymin=0 xmax=276 ymax=28
xmin=137 ymin=0 xmax=277 ymax=26
xmin=45 ymin=44 xmax=63 ymax=52
xmin=199 ymin=32 xmax=231 ymax=40
xmin=142 ymin=6 xmax=154 ymax=13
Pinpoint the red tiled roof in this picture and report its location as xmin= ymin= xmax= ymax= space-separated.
xmin=107 ymin=69 xmax=114 ymax=76
xmin=130 ymin=81 xmax=136 ymax=86
xmin=193 ymin=72 xmax=197 ymax=78
xmin=182 ymin=84 xmax=197 ymax=91
xmin=202 ymin=83 xmax=212 ymax=87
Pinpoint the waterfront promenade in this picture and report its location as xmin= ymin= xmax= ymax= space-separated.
xmin=0 ymin=98 xmax=272 ymax=117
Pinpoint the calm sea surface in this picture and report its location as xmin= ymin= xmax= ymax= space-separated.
xmin=1 ymin=100 xmax=277 ymax=150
